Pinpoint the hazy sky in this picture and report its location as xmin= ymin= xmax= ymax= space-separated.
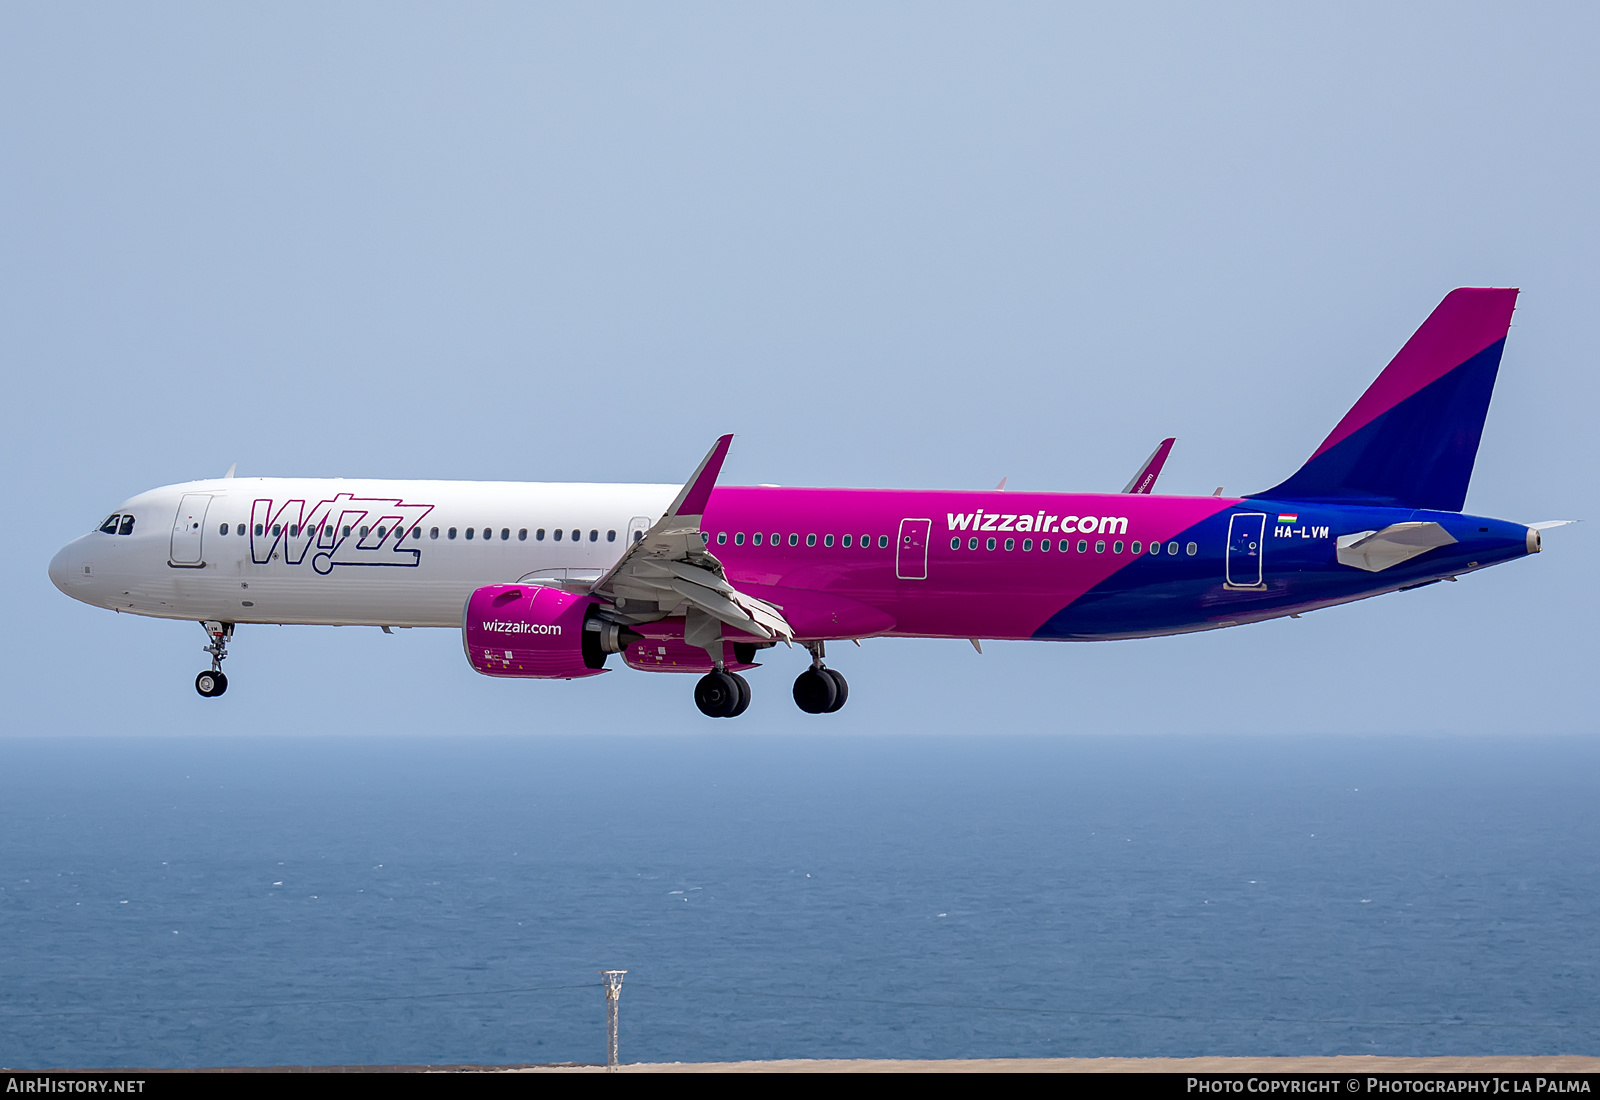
xmin=3 ymin=3 xmax=1595 ymax=736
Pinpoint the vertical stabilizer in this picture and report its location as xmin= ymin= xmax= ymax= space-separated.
xmin=1253 ymin=288 xmax=1518 ymax=511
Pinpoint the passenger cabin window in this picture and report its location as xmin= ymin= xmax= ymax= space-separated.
xmin=1022 ymin=538 xmax=1032 ymax=551
xmin=1186 ymin=541 xmax=1198 ymax=556
xmin=448 ymin=527 xmax=457 ymax=539
xmin=734 ymin=532 xmax=745 ymax=545
xmin=430 ymin=527 xmax=439 ymax=539
xmin=607 ymin=530 xmax=616 ymax=542
xmin=238 ymin=524 xmax=246 ymax=536
xmin=950 ymin=537 xmax=960 ymax=549
xmin=717 ymin=532 xmax=727 ymax=544
xmin=878 ymin=536 xmax=889 ymax=548
xmin=752 ymin=533 xmax=762 ymax=546
xmin=219 ymin=523 xmax=229 ymax=536
xmin=823 ymin=534 xmax=834 ymax=547
xmin=806 ymin=534 xmax=816 ymax=547
xmin=571 ymin=529 xmax=580 ymax=542
xmin=589 ymin=530 xmax=598 ymax=542
xmin=553 ymin=529 xmax=562 ymax=541
xmin=632 ymin=530 xmax=643 ymax=543
xmin=842 ymin=535 xmax=852 ymax=547
xmin=519 ymin=529 xmax=527 ymax=541
xmin=502 ymin=528 xmax=510 ymax=541
xmin=536 ymin=528 xmax=545 ymax=540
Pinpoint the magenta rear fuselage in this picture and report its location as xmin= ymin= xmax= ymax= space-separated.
xmin=697 ymin=487 xmax=1533 ymax=643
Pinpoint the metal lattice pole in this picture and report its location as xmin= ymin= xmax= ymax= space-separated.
xmin=600 ymin=969 xmax=626 ymax=1070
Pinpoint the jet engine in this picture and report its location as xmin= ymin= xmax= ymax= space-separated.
xmin=462 ymin=584 xmax=641 ymax=679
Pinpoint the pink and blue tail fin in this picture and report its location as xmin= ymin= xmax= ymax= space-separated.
xmin=1253 ymin=287 xmax=1519 ymax=512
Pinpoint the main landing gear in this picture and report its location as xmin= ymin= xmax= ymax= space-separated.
xmin=694 ymin=668 xmax=751 ymax=719
xmin=692 ymin=641 xmax=850 ymax=719
xmin=793 ymin=641 xmax=848 ymax=715
xmin=195 ymin=621 xmax=233 ymax=698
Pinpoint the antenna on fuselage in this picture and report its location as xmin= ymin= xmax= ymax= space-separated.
xmin=223 ymin=463 xmax=236 ymax=479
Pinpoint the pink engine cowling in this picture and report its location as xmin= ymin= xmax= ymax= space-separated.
xmin=462 ymin=584 xmax=636 ymax=679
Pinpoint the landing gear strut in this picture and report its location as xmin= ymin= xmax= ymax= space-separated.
xmin=694 ymin=668 xmax=751 ymax=718
xmin=793 ymin=641 xmax=847 ymax=714
xmin=195 ymin=621 xmax=233 ymax=698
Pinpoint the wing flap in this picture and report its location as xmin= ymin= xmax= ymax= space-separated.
xmin=591 ymin=435 xmax=795 ymax=656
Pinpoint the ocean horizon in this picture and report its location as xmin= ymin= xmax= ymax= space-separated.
xmin=1 ymin=733 xmax=1595 ymax=1068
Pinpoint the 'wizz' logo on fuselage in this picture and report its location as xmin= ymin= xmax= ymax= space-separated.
xmin=250 ymin=495 xmax=436 ymax=574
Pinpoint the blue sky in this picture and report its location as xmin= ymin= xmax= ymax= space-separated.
xmin=3 ymin=3 xmax=1595 ymax=735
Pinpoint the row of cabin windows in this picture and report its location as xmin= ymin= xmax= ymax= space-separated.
xmin=951 ymin=536 xmax=1199 ymax=556
xmin=217 ymin=524 xmax=621 ymax=543
xmin=98 ymin=514 xmax=136 ymax=535
xmin=714 ymin=532 xmax=891 ymax=549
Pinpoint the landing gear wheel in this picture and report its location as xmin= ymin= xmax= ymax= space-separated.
xmin=195 ymin=670 xmax=228 ymax=698
xmin=792 ymin=668 xmax=839 ymax=714
xmin=821 ymin=668 xmax=848 ymax=713
xmin=729 ymin=673 xmax=751 ymax=717
xmin=694 ymin=670 xmax=742 ymax=718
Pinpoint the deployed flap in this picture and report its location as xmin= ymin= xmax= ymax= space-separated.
xmin=1122 ymin=438 xmax=1175 ymax=494
xmin=1335 ymin=522 xmax=1457 ymax=572
xmin=591 ymin=435 xmax=793 ymax=657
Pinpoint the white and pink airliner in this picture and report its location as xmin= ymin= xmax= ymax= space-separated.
xmin=50 ymin=290 xmax=1557 ymax=717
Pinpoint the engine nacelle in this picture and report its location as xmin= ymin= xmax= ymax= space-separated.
xmin=462 ymin=585 xmax=639 ymax=679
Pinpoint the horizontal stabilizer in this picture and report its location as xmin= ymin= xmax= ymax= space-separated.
xmin=1122 ymin=438 xmax=1175 ymax=494
xmin=1527 ymin=520 xmax=1577 ymax=531
xmin=1335 ymin=522 xmax=1457 ymax=572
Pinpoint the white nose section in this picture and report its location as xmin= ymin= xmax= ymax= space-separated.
xmin=48 ymin=544 xmax=73 ymax=594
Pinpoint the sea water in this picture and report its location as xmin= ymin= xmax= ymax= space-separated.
xmin=1 ymin=735 xmax=1595 ymax=1067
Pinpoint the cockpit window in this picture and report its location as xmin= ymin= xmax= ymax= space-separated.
xmin=99 ymin=514 xmax=120 ymax=534
xmin=118 ymin=515 xmax=135 ymax=536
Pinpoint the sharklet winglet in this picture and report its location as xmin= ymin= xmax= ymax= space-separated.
xmin=1122 ymin=438 xmax=1175 ymax=494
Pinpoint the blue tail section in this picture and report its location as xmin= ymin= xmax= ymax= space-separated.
xmin=1253 ymin=288 xmax=1518 ymax=512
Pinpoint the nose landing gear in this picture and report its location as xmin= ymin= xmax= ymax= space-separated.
xmin=793 ymin=642 xmax=848 ymax=714
xmin=195 ymin=621 xmax=233 ymax=698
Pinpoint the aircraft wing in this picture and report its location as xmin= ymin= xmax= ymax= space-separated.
xmin=1122 ymin=438 xmax=1175 ymax=493
xmin=591 ymin=435 xmax=793 ymax=652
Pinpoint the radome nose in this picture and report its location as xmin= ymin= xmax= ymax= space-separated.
xmin=48 ymin=544 xmax=73 ymax=594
